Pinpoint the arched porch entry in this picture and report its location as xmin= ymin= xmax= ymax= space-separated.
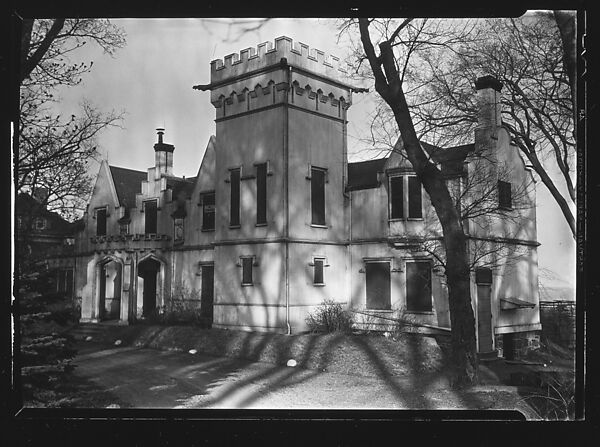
xmin=93 ymin=256 xmax=124 ymax=322
xmin=137 ymin=254 xmax=166 ymax=318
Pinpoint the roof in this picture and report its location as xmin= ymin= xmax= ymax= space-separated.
xmin=109 ymin=166 xmax=147 ymax=208
xmin=347 ymin=157 xmax=388 ymax=191
xmin=167 ymin=176 xmax=197 ymax=201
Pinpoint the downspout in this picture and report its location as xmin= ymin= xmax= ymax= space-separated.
xmin=283 ymin=58 xmax=291 ymax=335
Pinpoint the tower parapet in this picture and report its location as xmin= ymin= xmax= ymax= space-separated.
xmin=210 ymin=36 xmax=350 ymax=87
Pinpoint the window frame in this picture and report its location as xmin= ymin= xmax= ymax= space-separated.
xmin=240 ymin=256 xmax=255 ymax=286
xmin=498 ymin=180 xmax=512 ymax=210
xmin=310 ymin=166 xmax=327 ymax=226
xmin=95 ymin=207 xmax=107 ymax=236
xmin=173 ymin=217 xmax=185 ymax=242
xmin=143 ymin=199 xmax=158 ymax=234
xmin=255 ymin=162 xmax=268 ymax=226
xmin=200 ymin=191 xmax=216 ymax=231
xmin=405 ymin=260 xmax=433 ymax=313
xmin=387 ymin=174 xmax=423 ymax=221
xmin=229 ymin=168 xmax=241 ymax=228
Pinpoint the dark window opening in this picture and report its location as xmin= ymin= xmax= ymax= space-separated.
xmin=498 ymin=180 xmax=512 ymax=209
xmin=230 ymin=169 xmax=241 ymax=227
xmin=311 ymin=167 xmax=326 ymax=225
xmin=408 ymin=176 xmax=422 ymax=218
xmin=119 ymin=223 xmax=129 ymax=235
xmin=242 ymin=257 xmax=253 ymax=285
xmin=390 ymin=176 xmax=403 ymax=219
xmin=96 ymin=208 xmax=107 ymax=236
xmin=256 ymin=163 xmax=267 ymax=225
xmin=366 ymin=262 xmax=391 ymax=310
xmin=144 ymin=200 xmax=157 ymax=234
xmin=313 ymin=258 xmax=324 ymax=285
xmin=174 ymin=218 xmax=184 ymax=241
xmin=201 ymin=192 xmax=215 ymax=231
xmin=406 ymin=261 xmax=432 ymax=312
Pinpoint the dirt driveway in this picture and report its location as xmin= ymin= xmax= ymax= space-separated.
xmin=71 ymin=342 xmax=534 ymax=415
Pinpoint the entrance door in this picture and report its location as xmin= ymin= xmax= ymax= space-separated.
xmin=200 ymin=264 xmax=214 ymax=327
xmin=366 ymin=262 xmax=391 ymax=310
xmin=477 ymin=283 xmax=493 ymax=353
xmin=138 ymin=258 xmax=160 ymax=317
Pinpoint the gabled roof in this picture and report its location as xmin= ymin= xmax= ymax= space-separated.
xmin=347 ymin=157 xmax=389 ymax=191
xmin=109 ymin=165 xmax=147 ymax=208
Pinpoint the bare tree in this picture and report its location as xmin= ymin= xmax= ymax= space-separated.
xmin=347 ymin=18 xmax=480 ymax=386
xmin=395 ymin=14 xmax=576 ymax=237
xmin=17 ymin=19 xmax=126 ymax=221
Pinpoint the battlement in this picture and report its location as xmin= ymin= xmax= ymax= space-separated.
xmin=210 ymin=36 xmax=350 ymax=86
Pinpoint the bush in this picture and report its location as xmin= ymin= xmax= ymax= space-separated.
xmin=148 ymin=285 xmax=210 ymax=327
xmin=306 ymin=299 xmax=353 ymax=334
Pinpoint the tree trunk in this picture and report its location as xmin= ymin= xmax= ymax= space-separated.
xmin=358 ymin=20 xmax=478 ymax=386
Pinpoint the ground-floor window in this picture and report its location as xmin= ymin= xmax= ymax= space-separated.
xmin=241 ymin=256 xmax=254 ymax=286
xmin=405 ymin=261 xmax=432 ymax=311
xmin=366 ymin=261 xmax=391 ymax=310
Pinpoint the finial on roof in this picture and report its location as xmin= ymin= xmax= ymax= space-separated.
xmin=156 ymin=128 xmax=165 ymax=144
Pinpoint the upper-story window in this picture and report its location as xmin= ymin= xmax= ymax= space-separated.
xmin=498 ymin=180 xmax=512 ymax=209
xmin=200 ymin=191 xmax=215 ymax=231
xmin=256 ymin=163 xmax=267 ymax=225
xmin=389 ymin=174 xmax=422 ymax=220
xmin=143 ymin=200 xmax=158 ymax=234
xmin=174 ymin=217 xmax=184 ymax=242
xmin=119 ymin=223 xmax=129 ymax=235
xmin=95 ymin=208 xmax=107 ymax=236
xmin=34 ymin=218 xmax=47 ymax=231
xmin=229 ymin=168 xmax=241 ymax=227
xmin=310 ymin=166 xmax=327 ymax=226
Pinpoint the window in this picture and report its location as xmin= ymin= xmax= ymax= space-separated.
xmin=408 ymin=176 xmax=422 ymax=218
xmin=241 ymin=257 xmax=254 ymax=285
xmin=34 ymin=218 xmax=46 ymax=230
xmin=256 ymin=163 xmax=267 ymax=225
xmin=57 ymin=269 xmax=74 ymax=297
xmin=313 ymin=258 xmax=325 ymax=285
xmin=390 ymin=176 xmax=403 ymax=219
xmin=96 ymin=208 xmax=107 ymax=236
xmin=498 ymin=180 xmax=512 ymax=209
xmin=119 ymin=223 xmax=129 ymax=235
xmin=201 ymin=191 xmax=215 ymax=231
xmin=311 ymin=167 xmax=326 ymax=225
xmin=144 ymin=200 xmax=158 ymax=234
xmin=230 ymin=168 xmax=241 ymax=227
xmin=406 ymin=261 xmax=432 ymax=312
xmin=174 ymin=218 xmax=184 ymax=241
xmin=388 ymin=175 xmax=422 ymax=220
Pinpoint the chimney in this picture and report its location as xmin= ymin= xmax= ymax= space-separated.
xmin=153 ymin=128 xmax=175 ymax=178
xmin=475 ymin=75 xmax=503 ymax=132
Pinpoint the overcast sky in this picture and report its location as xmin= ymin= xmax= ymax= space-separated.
xmin=53 ymin=17 xmax=576 ymax=293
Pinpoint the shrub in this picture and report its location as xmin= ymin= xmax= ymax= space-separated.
xmin=306 ymin=299 xmax=353 ymax=333
xmin=149 ymin=285 xmax=209 ymax=327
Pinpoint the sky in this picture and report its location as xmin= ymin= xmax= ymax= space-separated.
xmin=53 ymin=18 xmax=576 ymax=294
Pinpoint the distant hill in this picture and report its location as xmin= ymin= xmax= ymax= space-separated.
xmin=539 ymin=285 xmax=575 ymax=302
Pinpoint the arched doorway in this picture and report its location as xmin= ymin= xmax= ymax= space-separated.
xmin=138 ymin=257 xmax=161 ymax=317
xmin=97 ymin=258 xmax=123 ymax=321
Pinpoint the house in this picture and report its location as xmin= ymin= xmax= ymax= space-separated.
xmin=72 ymin=36 xmax=541 ymax=357
xmin=16 ymin=192 xmax=80 ymax=297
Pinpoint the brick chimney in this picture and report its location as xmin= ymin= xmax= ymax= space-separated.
xmin=154 ymin=128 xmax=174 ymax=178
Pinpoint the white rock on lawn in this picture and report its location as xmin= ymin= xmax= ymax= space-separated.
xmin=85 ymin=336 xmax=93 ymax=341
xmin=114 ymin=340 xmax=122 ymax=346
xmin=188 ymin=349 xmax=197 ymax=355
xmin=287 ymin=359 xmax=297 ymax=367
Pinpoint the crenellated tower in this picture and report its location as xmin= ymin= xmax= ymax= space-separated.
xmin=195 ymin=36 xmax=360 ymax=333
